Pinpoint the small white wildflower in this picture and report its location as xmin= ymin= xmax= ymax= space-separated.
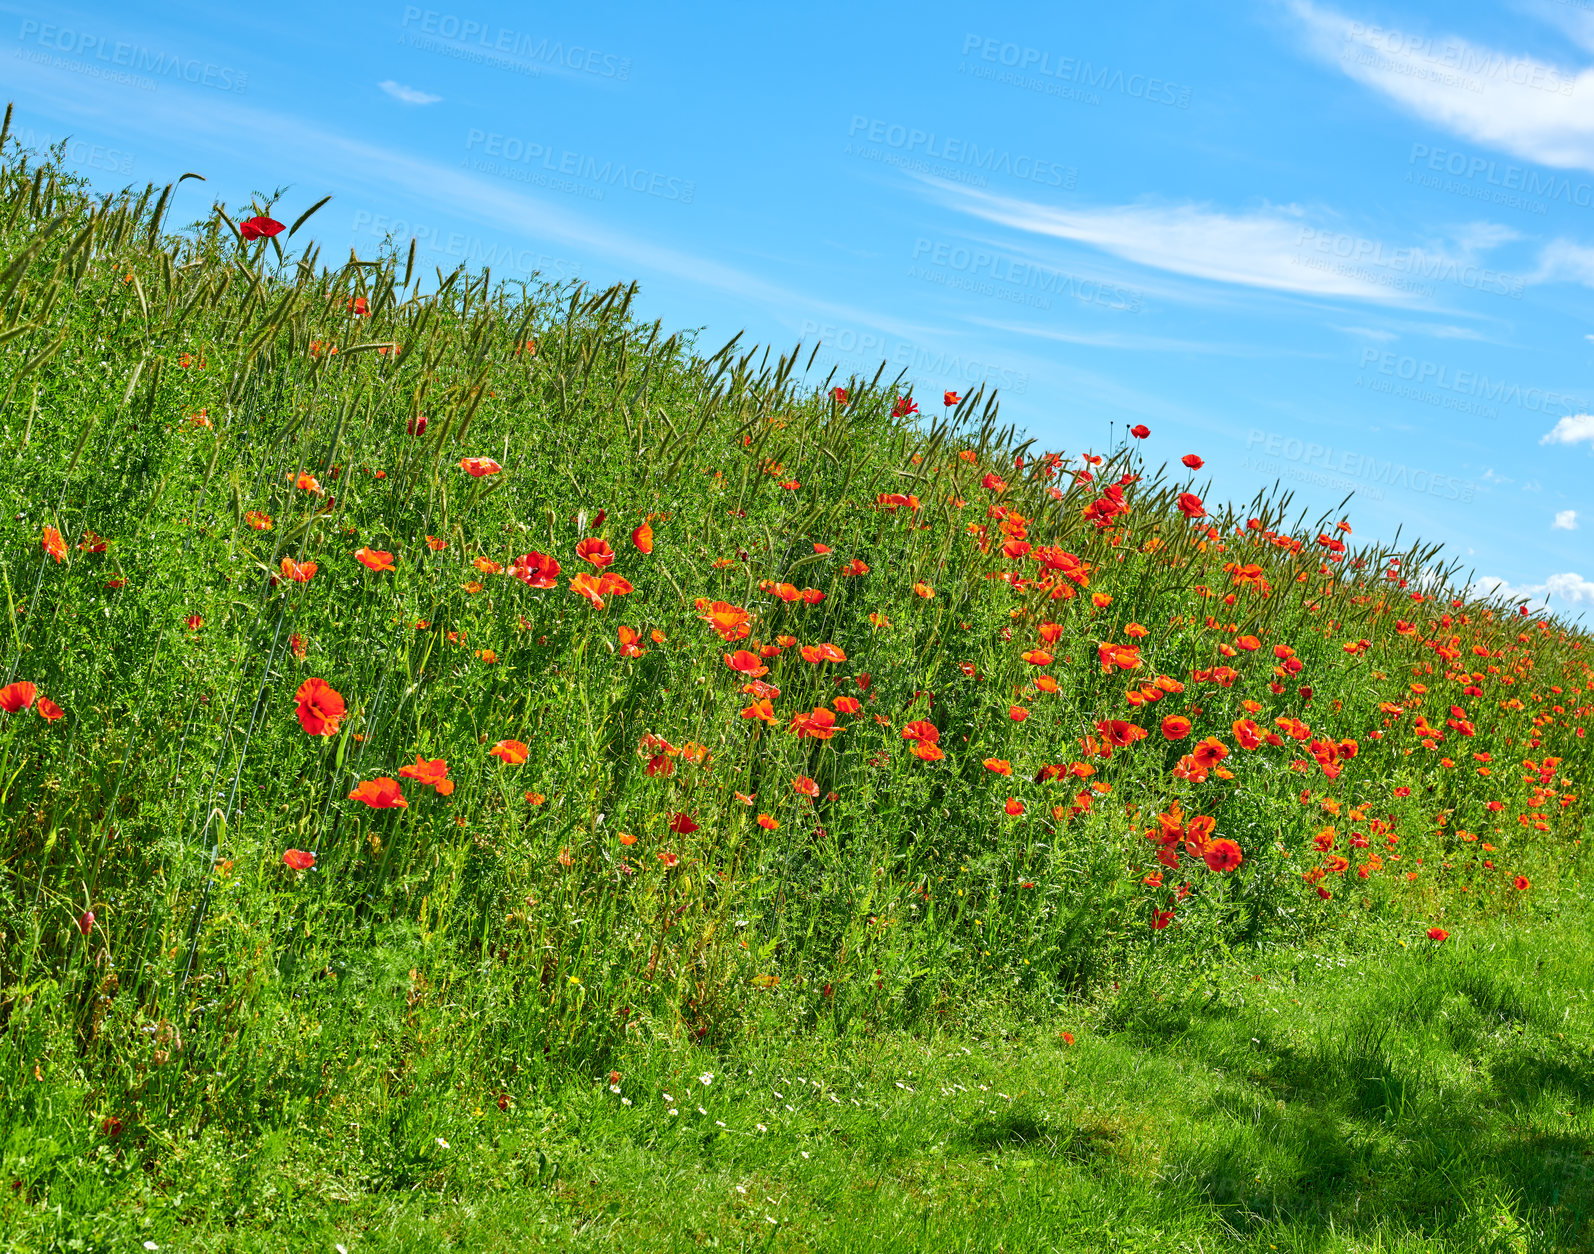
xmin=435 ymin=1137 xmax=450 ymax=1149
xmin=669 ymin=1109 xmax=678 ymax=1116
xmin=143 ymin=1245 xmax=160 ymax=1252
xmin=773 ymin=1091 xmax=783 ymax=1099
xmin=716 ymin=1119 xmax=726 ymax=1127
xmin=800 ymin=1150 xmax=810 ymax=1158
xmin=698 ymin=1105 xmax=707 ymax=1115
xmin=736 ymin=1184 xmax=748 ymax=1194
xmin=785 ymin=1103 xmax=794 ymax=1112
xmin=609 ymin=1083 xmax=621 ymax=1094
xmin=621 ymin=1097 xmax=632 ymax=1106
xmin=663 ymin=1092 xmax=673 ymax=1103
xmin=755 ymin=1122 xmax=767 ymax=1132
xmin=699 ymin=1072 xmax=714 ymax=1086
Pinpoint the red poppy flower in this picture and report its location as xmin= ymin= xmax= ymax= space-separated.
xmin=1161 ymin=715 xmax=1192 ymax=741
xmin=41 ymin=525 xmax=66 ymax=563
xmin=239 ymin=215 xmax=285 ymax=240
xmin=460 ymin=457 xmax=502 ymax=477
xmin=1095 ymin=719 xmax=1148 ymax=747
xmin=792 ymin=775 xmax=819 ymax=797
xmin=1009 ymin=704 xmax=1030 ymax=722
xmin=893 ymin=395 xmax=918 ymax=418
xmin=36 ymin=697 xmax=63 ymax=721
xmin=1004 ymin=797 xmax=1025 ymax=816
xmin=1192 ymin=737 xmax=1230 ymax=769
xmin=756 ymin=813 xmax=779 ymax=830
xmin=701 ymin=600 xmax=753 ymax=641
xmin=902 ymin=720 xmax=939 ymax=743
xmin=1512 ymin=875 xmax=1530 ymax=891
xmin=282 ymin=848 xmax=316 ymax=870
xmin=840 ymin=558 xmax=870 ymax=577
xmin=397 ymin=755 xmax=455 ymax=796
xmin=1176 ymin=492 xmax=1205 ymax=518
xmin=1203 ymin=838 xmax=1243 ymax=872
xmin=1022 ymin=649 xmax=1053 ymax=666
xmin=280 ymin=556 xmax=317 ymax=582
xmin=0 ymin=681 xmax=37 ymax=713
xmin=790 ymin=707 xmax=839 ymax=740
xmin=725 ymin=649 xmax=769 ymax=676
xmin=575 ymin=537 xmax=615 ymax=568
xmin=669 ymin=812 xmax=699 ymax=834
xmin=598 ymin=573 xmax=633 ymax=597
xmin=834 ymin=696 xmax=861 ymax=715
xmin=1129 ymin=424 xmax=1150 ymax=439
xmin=1181 ymin=454 xmax=1204 ymax=469
xmin=981 ymin=472 xmax=1007 ymax=494
xmin=631 ymin=522 xmax=654 ymax=554
xmin=983 ymin=758 xmax=1013 ymax=776
xmin=245 ymin=510 xmax=273 ymax=531
xmin=510 ymin=551 xmax=561 ymax=589
xmin=490 ymin=739 xmax=529 ymax=764
xmin=831 ymin=387 xmax=849 ymax=404
xmin=1233 ymin=718 xmax=1263 ymax=749
xmin=355 ymin=547 xmax=395 ymax=572
xmin=294 ymin=678 xmax=345 ymax=737
xmin=407 ymin=414 xmax=428 ymax=436
xmin=740 ymin=697 xmax=776 ymax=723
xmin=799 ymin=643 xmax=847 ymax=664
xmin=569 ymin=572 xmax=606 ymax=608
xmin=77 ymin=909 xmax=95 ymax=935
xmin=349 ymin=777 xmax=407 ymax=809
xmin=1426 ymin=926 xmax=1449 ymax=942
xmin=911 ymin=741 xmax=946 ymax=761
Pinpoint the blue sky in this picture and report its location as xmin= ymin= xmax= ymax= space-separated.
xmin=5 ymin=0 xmax=1592 ymax=614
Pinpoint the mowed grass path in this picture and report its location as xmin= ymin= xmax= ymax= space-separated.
xmin=12 ymin=889 xmax=1591 ymax=1253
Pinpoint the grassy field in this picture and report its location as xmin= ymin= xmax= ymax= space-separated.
xmin=0 ymin=111 xmax=1590 ymax=1251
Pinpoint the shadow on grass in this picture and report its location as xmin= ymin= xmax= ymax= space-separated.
xmin=1118 ymin=964 xmax=1594 ymax=1250
xmin=955 ymin=1105 xmax=1124 ymax=1166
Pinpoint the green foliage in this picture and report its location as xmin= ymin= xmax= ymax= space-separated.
xmin=0 ymin=118 xmax=1590 ymax=1251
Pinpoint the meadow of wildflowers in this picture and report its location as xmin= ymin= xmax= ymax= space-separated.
xmin=1 ymin=115 xmax=1591 ymax=1250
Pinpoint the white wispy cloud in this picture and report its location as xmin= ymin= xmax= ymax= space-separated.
xmin=1540 ymin=413 xmax=1594 ymax=446
xmin=379 ymin=81 xmax=442 ymax=105
xmin=927 ymin=181 xmax=1521 ymax=306
xmin=1287 ymin=0 xmax=1594 ymax=171
xmin=1553 ymin=508 xmax=1579 ymax=529
xmin=1473 ymin=571 xmax=1594 ymax=608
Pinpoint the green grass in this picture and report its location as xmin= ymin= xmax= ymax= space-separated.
xmin=8 ymin=895 xmax=1594 ymax=1251
xmin=0 ymin=114 xmax=1591 ymax=1252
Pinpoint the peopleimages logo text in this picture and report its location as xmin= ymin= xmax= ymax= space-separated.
xmin=959 ymin=34 xmax=1192 ymax=108
xmin=845 ymin=117 xmax=1075 ymax=188
xmin=799 ymin=320 xmax=1030 ymax=396
xmin=399 ymin=8 xmax=630 ymax=78
xmin=16 ymin=20 xmax=248 ymax=91
xmin=1295 ymin=228 xmax=1524 ymax=298
xmin=1357 ymin=348 xmax=1586 ymax=417
xmin=1407 ymin=143 xmax=1594 ymax=209
xmin=1243 ymin=430 xmax=1475 ymax=504
xmin=464 ymin=130 xmax=694 ymax=202
xmin=351 ymin=211 xmax=582 ymax=281
xmin=910 ymin=238 xmax=1142 ymax=312
xmin=10 ymin=127 xmax=134 ymax=175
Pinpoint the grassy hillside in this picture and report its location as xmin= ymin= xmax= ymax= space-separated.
xmin=1 ymin=110 xmax=1591 ymax=1249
